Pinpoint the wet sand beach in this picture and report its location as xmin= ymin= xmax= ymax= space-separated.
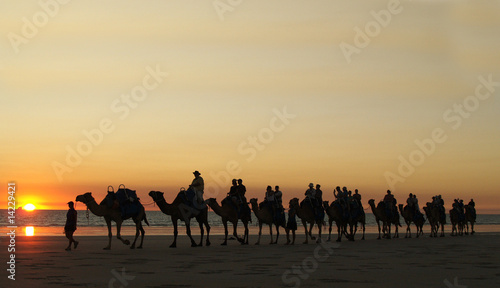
xmin=1 ymin=232 xmax=499 ymax=288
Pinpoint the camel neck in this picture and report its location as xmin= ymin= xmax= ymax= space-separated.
xmin=209 ymin=202 xmax=224 ymax=217
xmin=250 ymin=202 xmax=259 ymax=212
xmin=155 ymin=198 xmax=176 ymax=215
xmin=85 ymin=199 xmax=108 ymax=217
xmin=293 ymin=204 xmax=306 ymax=218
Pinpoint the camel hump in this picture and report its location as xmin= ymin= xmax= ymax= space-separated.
xmin=177 ymin=187 xmax=195 ymax=204
xmin=115 ymin=185 xmax=142 ymax=218
xmin=116 ymin=187 xmax=139 ymax=203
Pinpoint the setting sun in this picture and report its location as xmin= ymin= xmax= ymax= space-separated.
xmin=23 ymin=203 xmax=36 ymax=211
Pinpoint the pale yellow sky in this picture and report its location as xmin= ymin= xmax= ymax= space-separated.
xmin=1 ymin=0 xmax=499 ymax=212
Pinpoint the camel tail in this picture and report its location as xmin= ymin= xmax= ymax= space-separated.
xmin=143 ymin=214 xmax=150 ymax=226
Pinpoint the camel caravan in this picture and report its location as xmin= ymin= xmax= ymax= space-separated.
xmin=75 ymin=172 xmax=478 ymax=250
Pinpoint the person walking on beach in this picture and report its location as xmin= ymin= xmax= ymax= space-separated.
xmin=65 ymin=201 xmax=79 ymax=251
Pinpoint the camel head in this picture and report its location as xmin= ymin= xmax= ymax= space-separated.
xmin=205 ymin=198 xmax=218 ymax=207
xmin=322 ymin=201 xmax=330 ymax=209
xmin=398 ymin=204 xmax=404 ymax=213
xmin=249 ymin=198 xmax=258 ymax=205
xmin=148 ymin=191 xmax=164 ymax=202
xmin=289 ymin=198 xmax=299 ymax=208
xmin=368 ymin=199 xmax=375 ymax=206
xmin=75 ymin=192 xmax=95 ymax=205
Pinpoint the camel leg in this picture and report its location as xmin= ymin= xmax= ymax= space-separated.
xmin=336 ymin=223 xmax=341 ymax=242
xmin=316 ymin=223 xmax=322 ymax=243
xmin=197 ymin=220 xmax=204 ymax=246
xmin=376 ymin=221 xmax=381 ymax=240
xmin=327 ymin=220 xmax=332 ymax=242
xmin=269 ymin=224 xmax=274 ymax=245
xmin=244 ymin=222 xmax=249 ymax=245
xmin=352 ymin=223 xmax=358 ymax=240
xmin=130 ymin=221 xmax=140 ymax=249
xmin=285 ymin=228 xmax=290 ymax=245
xmin=185 ymin=219 xmax=198 ymax=247
xmin=232 ymin=221 xmax=243 ymax=244
xmin=221 ymin=220 xmax=228 ymax=246
xmin=116 ymin=221 xmax=130 ymax=246
xmin=104 ymin=219 xmax=112 ymax=250
xmin=255 ymin=222 xmax=262 ymax=245
xmin=274 ymin=225 xmax=280 ymax=244
xmin=205 ymin=220 xmax=211 ymax=246
xmin=309 ymin=223 xmax=316 ymax=241
xmin=302 ymin=220 xmax=308 ymax=244
xmin=386 ymin=223 xmax=392 ymax=239
xmin=137 ymin=222 xmax=145 ymax=249
xmin=197 ymin=213 xmax=210 ymax=246
xmin=170 ymin=218 xmax=178 ymax=248
xmin=361 ymin=222 xmax=365 ymax=240
xmin=349 ymin=223 xmax=354 ymax=242
xmin=342 ymin=223 xmax=350 ymax=239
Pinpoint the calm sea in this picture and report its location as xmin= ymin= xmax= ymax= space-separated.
xmin=1 ymin=209 xmax=500 ymax=236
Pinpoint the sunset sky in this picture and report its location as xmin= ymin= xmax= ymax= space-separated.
xmin=1 ymin=0 xmax=499 ymax=213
